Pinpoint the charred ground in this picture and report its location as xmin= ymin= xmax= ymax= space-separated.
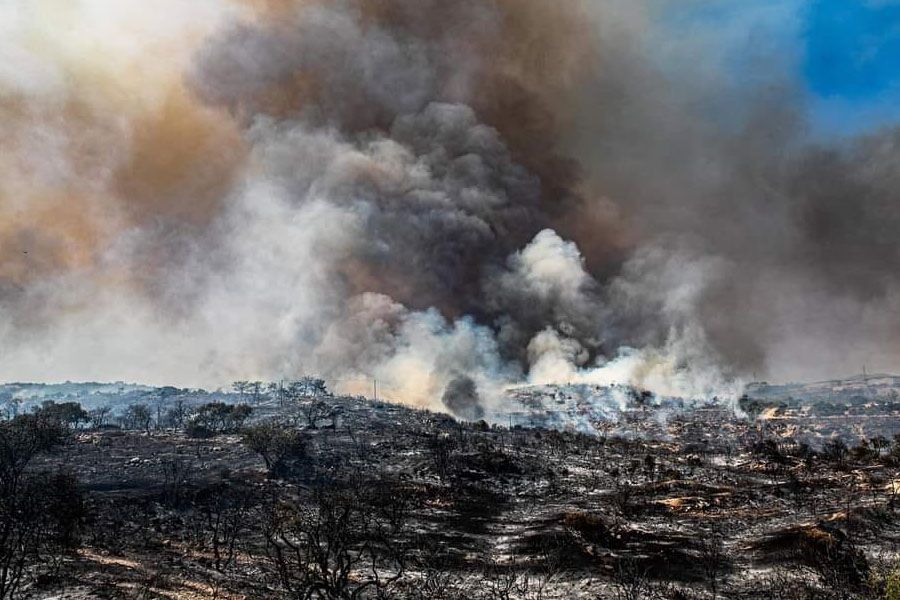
xmin=10 ymin=384 xmax=900 ymax=599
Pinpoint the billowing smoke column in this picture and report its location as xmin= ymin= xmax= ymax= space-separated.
xmin=3 ymin=0 xmax=900 ymax=413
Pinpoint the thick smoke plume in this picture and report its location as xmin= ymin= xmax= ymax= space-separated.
xmin=3 ymin=0 xmax=900 ymax=412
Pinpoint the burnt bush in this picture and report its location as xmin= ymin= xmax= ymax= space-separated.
xmin=822 ymin=439 xmax=849 ymax=465
xmin=455 ymin=448 xmax=523 ymax=479
xmin=562 ymin=511 xmax=621 ymax=549
xmin=184 ymin=421 xmax=215 ymax=439
xmin=185 ymin=481 xmax=255 ymax=573
xmin=754 ymin=524 xmax=869 ymax=594
xmin=262 ymin=481 xmax=411 ymax=598
xmin=752 ymin=438 xmax=789 ymax=465
xmin=0 ymin=415 xmax=83 ymax=598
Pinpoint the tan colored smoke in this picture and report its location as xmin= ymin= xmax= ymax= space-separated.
xmin=0 ymin=0 xmax=245 ymax=292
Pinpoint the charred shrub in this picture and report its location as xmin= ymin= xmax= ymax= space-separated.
xmin=755 ymin=524 xmax=869 ymax=593
xmin=428 ymin=434 xmax=458 ymax=481
xmin=0 ymin=415 xmax=83 ymax=598
xmin=262 ymin=482 xmax=410 ymax=598
xmin=823 ymin=438 xmax=849 ymax=465
xmin=562 ymin=511 xmax=621 ymax=548
xmin=752 ymin=438 xmax=788 ymax=464
xmin=186 ymin=481 xmax=254 ymax=574
xmin=457 ymin=445 xmax=523 ymax=479
xmin=42 ymin=470 xmax=86 ymax=549
xmin=184 ymin=421 xmax=215 ymax=439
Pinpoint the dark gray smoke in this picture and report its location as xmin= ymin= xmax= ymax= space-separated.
xmin=441 ymin=375 xmax=484 ymax=421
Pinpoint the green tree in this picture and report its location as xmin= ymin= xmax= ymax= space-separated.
xmin=123 ymin=404 xmax=152 ymax=432
xmin=34 ymin=401 xmax=89 ymax=429
xmin=242 ymin=422 xmax=307 ymax=477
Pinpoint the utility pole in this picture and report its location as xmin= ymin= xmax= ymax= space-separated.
xmin=373 ymin=379 xmax=378 ymax=402
xmin=863 ymin=364 xmax=872 ymax=400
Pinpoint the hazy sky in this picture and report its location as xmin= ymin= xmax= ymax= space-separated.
xmin=663 ymin=0 xmax=900 ymax=136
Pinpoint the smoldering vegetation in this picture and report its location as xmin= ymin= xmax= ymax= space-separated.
xmin=5 ymin=380 xmax=900 ymax=599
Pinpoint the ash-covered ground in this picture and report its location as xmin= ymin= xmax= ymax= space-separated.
xmin=9 ymin=378 xmax=900 ymax=599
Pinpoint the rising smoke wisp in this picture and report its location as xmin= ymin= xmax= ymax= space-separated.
xmin=3 ymin=0 xmax=900 ymax=412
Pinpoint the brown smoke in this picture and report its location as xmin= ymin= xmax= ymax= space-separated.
xmin=0 ymin=4 xmax=246 ymax=300
xmin=113 ymin=85 xmax=246 ymax=228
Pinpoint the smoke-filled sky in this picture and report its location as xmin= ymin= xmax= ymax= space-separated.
xmin=3 ymin=0 xmax=900 ymax=411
